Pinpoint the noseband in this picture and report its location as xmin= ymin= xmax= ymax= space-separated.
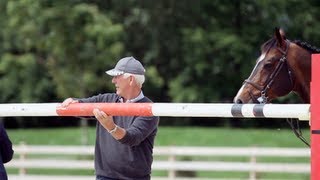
xmin=244 ymin=40 xmax=294 ymax=104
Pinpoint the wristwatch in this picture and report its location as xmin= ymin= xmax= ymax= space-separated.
xmin=108 ymin=125 xmax=118 ymax=134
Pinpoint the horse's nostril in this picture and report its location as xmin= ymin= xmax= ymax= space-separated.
xmin=235 ymin=99 xmax=243 ymax=104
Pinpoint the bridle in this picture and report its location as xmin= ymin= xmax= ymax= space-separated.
xmin=243 ymin=40 xmax=294 ymax=104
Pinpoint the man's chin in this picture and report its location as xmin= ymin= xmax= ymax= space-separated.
xmin=115 ymin=90 xmax=121 ymax=96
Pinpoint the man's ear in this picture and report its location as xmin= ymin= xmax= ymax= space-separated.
xmin=129 ymin=75 xmax=135 ymax=86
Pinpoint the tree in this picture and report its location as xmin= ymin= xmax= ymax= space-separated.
xmin=1 ymin=0 xmax=319 ymax=128
xmin=0 ymin=0 xmax=124 ymax=128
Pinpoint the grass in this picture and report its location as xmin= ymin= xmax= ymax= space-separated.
xmin=6 ymin=126 xmax=311 ymax=179
xmin=8 ymin=127 xmax=97 ymax=145
xmin=155 ymin=126 xmax=310 ymax=147
xmin=7 ymin=126 xmax=310 ymax=147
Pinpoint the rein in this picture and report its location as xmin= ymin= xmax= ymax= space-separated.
xmin=244 ymin=40 xmax=294 ymax=104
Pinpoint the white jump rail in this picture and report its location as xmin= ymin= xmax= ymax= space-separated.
xmin=0 ymin=103 xmax=310 ymax=120
xmin=5 ymin=145 xmax=310 ymax=180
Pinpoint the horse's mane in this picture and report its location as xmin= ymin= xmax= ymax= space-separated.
xmin=292 ymin=40 xmax=320 ymax=53
xmin=261 ymin=37 xmax=320 ymax=54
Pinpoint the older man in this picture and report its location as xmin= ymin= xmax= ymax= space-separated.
xmin=62 ymin=56 xmax=159 ymax=180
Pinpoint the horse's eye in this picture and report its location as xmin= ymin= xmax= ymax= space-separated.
xmin=264 ymin=63 xmax=273 ymax=70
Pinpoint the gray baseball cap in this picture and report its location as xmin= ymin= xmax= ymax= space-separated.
xmin=106 ymin=56 xmax=145 ymax=76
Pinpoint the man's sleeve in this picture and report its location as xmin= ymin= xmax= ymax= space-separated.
xmin=119 ymin=116 xmax=159 ymax=146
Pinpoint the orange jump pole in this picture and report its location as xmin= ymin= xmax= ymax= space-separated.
xmin=56 ymin=103 xmax=153 ymax=117
xmin=311 ymin=54 xmax=320 ymax=180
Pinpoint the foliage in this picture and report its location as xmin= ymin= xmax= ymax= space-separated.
xmin=1 ymin=0 xmax=123 ymax=101
xmin=0 ymin=0 xmax=319 ymax=127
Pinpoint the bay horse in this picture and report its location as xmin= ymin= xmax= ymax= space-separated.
xmin=233 ymin=28 xmax=320 ymax=146
xmin=234 ymin=28 xmax=320 ymax=104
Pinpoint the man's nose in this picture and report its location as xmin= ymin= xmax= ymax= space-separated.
xmin=112 ymin=77 xmax=117 ymax=84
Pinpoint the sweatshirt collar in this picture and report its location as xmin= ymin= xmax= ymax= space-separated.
xmin=119 ymin=91 xmax=144 ymax=103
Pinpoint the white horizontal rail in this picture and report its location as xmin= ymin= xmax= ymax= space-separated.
xmin=13 ymin=145 xmax=94 ymax=155
xmin=8 ymin=175 xmax=94 ymax=180
xmin=153 ymin=161 xmax=309 ymax=173
xmin=6 ymin=159 xmax=309 ymax=173
xmin=13 ymin=145 xmax=310 ymax=157
xmin=154 ymin=146 xmax=310 ymax=157
xmin=6 ymin=159 xmax=93 ymax=169
xmin=0 ymin=103 xmax=59 ymax=116
xmin=0 ymin=103 xmax=310 ymax=120
xmin=7 ymin=175 xmax=230 ymax=180
xmin=152 ymin=103 xmax=310 ymax=120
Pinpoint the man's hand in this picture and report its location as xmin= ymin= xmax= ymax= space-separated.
xmin=93 ymin=108 xmax=125 ymax=140
xmin=93 ymin=108 xmax=115 ymax=131
xmin=61 ymin=98 xmax=79 ymax=108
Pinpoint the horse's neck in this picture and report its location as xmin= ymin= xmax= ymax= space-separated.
xmin=289 ymin=46 xmax=311 ymax=103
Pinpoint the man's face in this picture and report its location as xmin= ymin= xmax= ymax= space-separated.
xmin=112 ymin=74 xmax=131 ymax=97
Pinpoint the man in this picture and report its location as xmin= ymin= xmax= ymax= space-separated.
xmin=61 ymin=56 xmax=159 ymax=180
xmin=0 ymin=122 xmax=14 ymax=180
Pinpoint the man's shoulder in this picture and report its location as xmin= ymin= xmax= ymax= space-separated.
xmin=98 ymin=93 xmax=120 ymax=102
xmin=79 ymin=93 xmax=120 ymax=103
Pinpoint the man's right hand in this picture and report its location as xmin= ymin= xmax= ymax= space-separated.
xmin=61 ymin=98 xmax=79 ymax=108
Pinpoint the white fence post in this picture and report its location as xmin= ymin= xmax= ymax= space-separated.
xmin=168 ymin=148 xmax=176 ymax=179
xmin=249 ymin=153 xmax=257 ymax=180
xmin=19 ymin=141 xmax=27 ymax=175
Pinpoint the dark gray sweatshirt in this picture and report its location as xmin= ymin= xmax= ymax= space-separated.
xmin=78 ymin=93 xmax=159 ymax=180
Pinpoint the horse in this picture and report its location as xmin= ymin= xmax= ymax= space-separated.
xmin=233 ymin=28 xmax=320 ymax=147
xmin=234 ymin=28 xmax=320 ymax=104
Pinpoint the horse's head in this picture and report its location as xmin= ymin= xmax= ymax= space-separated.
xmin=234 ymin=28 xmax=296 ymax=104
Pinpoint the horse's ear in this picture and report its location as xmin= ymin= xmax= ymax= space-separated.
xmin=274 ymin=27 xmax=286 ymax=48
xmin=279 ymin=28 xmax=286 ymax=39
